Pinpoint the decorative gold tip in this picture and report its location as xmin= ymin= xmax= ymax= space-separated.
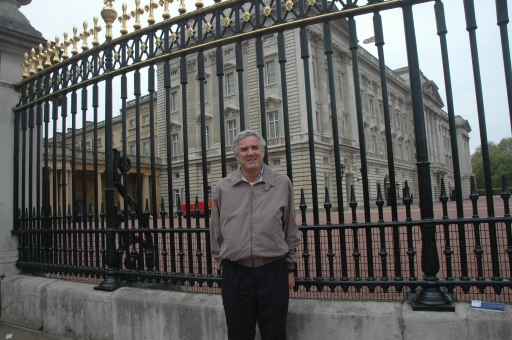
xmin=44 ymin=41 xmax=53 ymax=68
xmin=22 ymin=52 xmax=29 ymax=78
xmin=37 ymin=44 xmax=44 ymax=71
xmin=81 ymin=20 xmax=91 ymax=51
xmin=92 ymin=16 xmax=102 ymax=46
xmin=29 ymin=48 xmax=37 ymax=75
xmin=71 ymin=25 xmax=80 ymax=55
xmin=131 ymin=0 xmax=144 ymax=30
xmin=53 ymin=36 xmax=61 ymax=64
xmin=178 ymin=0 xmax=186 ymax=14
xmin=145 ymin=1 xmax=158 ymax=25
xmin=195 ymin=0 xmax=203 ymax=10
xmin=119 ymin=2 xmax=131 ymax=35
xmin=159 ymin=0 xmax=171 ymax=19
xmin=101 ymin=0 xmax=118 ymax=41
xmin=62 ymin=31 xmax=70 ymax=59
xmin=285 ymin=0 xmax=293 ymax=11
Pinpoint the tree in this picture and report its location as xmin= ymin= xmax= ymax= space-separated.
xmin=471 ymin=137 xmax=512 ymax=190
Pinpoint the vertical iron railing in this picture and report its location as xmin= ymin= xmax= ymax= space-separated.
xmin=10 ymin=0 xmax=512 ymax=307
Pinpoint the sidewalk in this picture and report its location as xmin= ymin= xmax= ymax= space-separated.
xmin=0 ymin=323 xmax=69 ymax=340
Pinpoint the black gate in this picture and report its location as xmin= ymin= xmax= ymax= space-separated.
xmin=12 ymin=0 xmax=512 ymax=310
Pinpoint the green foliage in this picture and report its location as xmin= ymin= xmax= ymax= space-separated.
xmin=471 ymin=137 xmax=512 ymax=190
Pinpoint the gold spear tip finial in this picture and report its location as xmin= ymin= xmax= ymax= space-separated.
xmin=178 ymin=0 xmax=186 ymax=14
xmin=102 ymin=0 xmax=118 ymax=40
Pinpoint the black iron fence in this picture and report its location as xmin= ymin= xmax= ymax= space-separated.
xmin=12 ymin=0 xmax=512 ymax=310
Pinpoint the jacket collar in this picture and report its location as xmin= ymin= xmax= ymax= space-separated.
xmin=231 ymin=163 xmax=275 ymax=190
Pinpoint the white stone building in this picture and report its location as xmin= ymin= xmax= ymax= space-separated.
xmin=155 ymin=18 xmax=472 ymax=211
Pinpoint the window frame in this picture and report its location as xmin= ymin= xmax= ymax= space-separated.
xmin=268 ymin=111 xmax=279 ymax=139
xmin=172 ymin=133 xmax=179 ymax=156
xmin=265 ymin=60 xmax=276 ymax=85
xmin=226 ymin=73 xmax=235 ymax=95
xmin=227 ymin=120 xmax=237 ymax=146
xmin=171 ymin=91 xmax=178 ymax=112
xmin=143 ymin=142 xmax=150 ymax=157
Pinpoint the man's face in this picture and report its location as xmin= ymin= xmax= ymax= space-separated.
xmin=235 ymin=136 xmax=264 ymax=173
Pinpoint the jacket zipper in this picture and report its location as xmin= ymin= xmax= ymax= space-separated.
xmin=250 ymin=184 xmax=254 ymax=268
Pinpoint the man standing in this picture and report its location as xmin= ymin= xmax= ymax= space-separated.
xmin=210 ymin=130 xmax=300 ymax=340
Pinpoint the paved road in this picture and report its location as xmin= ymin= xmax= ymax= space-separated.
xmin=0 ymin=323 xmax=69 ymax=340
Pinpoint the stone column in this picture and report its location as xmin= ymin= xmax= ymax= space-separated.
xmin=0 ymin=0 xmax=45 ymax=277
xmin=97 ymin=172 xmax=104 ymax=209
xmin=142 ymin=175 xmax=150 ymax=208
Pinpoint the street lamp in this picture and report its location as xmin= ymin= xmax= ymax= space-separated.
xmin=396 ymin=182 xmax=400 ymax=199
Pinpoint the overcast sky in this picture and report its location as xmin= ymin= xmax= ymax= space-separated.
xmin=20 ymin=0 xmax=511 ymax=153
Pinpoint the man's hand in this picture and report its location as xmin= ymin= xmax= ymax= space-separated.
xmin=288 ymin=272 xmax=295 ymax=290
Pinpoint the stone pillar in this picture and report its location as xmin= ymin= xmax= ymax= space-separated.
xmin=0 ymin=0 xmax=45 ymax=277
xmin=142 ymin=175 xmax=150 ymax=208
xmin=66 ymin=169 xmax=73 ymax=211
xmin=97 ymin=173 xmax=104 ymax=208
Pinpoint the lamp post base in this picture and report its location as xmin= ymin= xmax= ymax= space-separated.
xmin=411 ymin=287 xmax=455 ymax=311
xmin=94 ymin=275 xmax=122 ymax=292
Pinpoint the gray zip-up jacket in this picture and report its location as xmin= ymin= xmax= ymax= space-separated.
xmin=210 ymin=164 xmax=300 ymax=270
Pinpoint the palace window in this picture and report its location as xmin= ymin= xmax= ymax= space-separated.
xmin=228 ymin=120 xmax=237 ymax=145
xmin=205 ymin=125 xmax=210 ymax=150
xmin=171 ymin=91 xmax=178 ymax=112
xmin=143 ymin=142 xmax=149 ymax=156
xmin=226 ymin=73 xmax=235 ymax=95
xmin=268 ymin=111 xmax=279 ymax=139
xmin=172 ymin=134 xmax=179 ymax=156
xmin=266 ymin=60 xmax=276 ymax=85
xmin=203 ymin=79 xmax=208 ymax=103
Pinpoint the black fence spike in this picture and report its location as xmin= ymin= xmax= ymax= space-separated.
xmin=145 ymin=199 xmax=150 ymax=214
xmin=160 ymin=197 xmax=166 ymax=215
xmin=194 ymin=195 xmax=201 ymax=218
xmin=176 ymin=196 xmax=183 ymax=217
xmin=349 ymin=185 xmax=357 ymax=223
xmin=350 ymin=185 xmax=357 ymax=207
xmin=403 ymin=181 xmax=411 ymax=203
xmin=376 ymin=183 xmax=384 ymax=223
xmin=470 ymin=176 xmax=479 ymax=218
xmin=324 ymin=187 xmax=332 ymax=225
xmin=299 ymin=188 xmax=307 ymax=226
xmin=440 ymin=177 xmax=448 ymax=202
xmin=376 ymin=183 xmax=384 ymax=206
xmin=501 ymin=174 xmax=510 ymax=217
xmin=470 ymin=175 xmax=479 ymax=201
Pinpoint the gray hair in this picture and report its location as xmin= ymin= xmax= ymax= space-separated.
xmin=232 ymin=130 xmax=267 ymax=155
